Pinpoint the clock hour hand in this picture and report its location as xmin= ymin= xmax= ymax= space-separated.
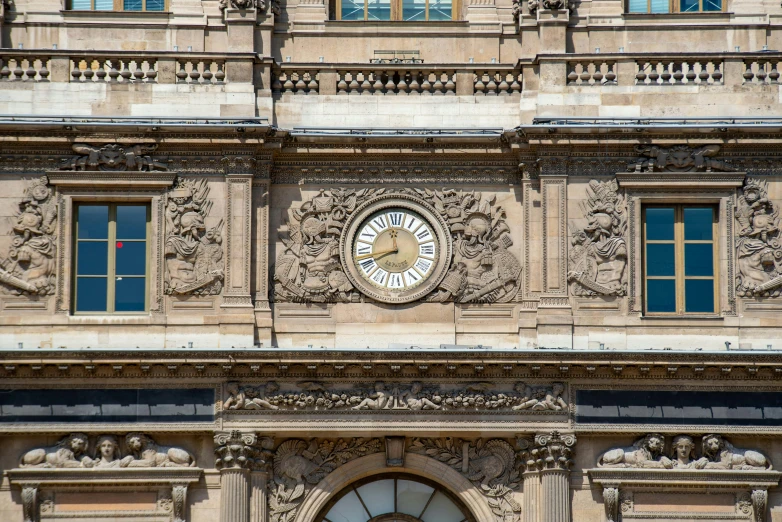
xmin=355 ymin=248 xmax=398 ymax=261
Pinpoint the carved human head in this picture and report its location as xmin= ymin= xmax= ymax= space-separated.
xmin=552 ymin=383 xmax=565 ymax=395
xmin=180 ymin=211 xmax=205 ymax=237
xmin=702 ymin=434 xmax=724 ymax=456
xmin=464 ymin=215 xmax=491 ymax=240
xmin=96 ymin=435 xmax=120 ymax=460
xmin=374 ymin=381 xmax=386 ymax=391
xmin=410 ymin=382 xmax=423 ymax=394
xmin=226 ymin=382 xmax=240 ymax=394
xmin=671 ymin=435 xmax=695 ymax=460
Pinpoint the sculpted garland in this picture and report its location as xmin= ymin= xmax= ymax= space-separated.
xmin=223 ymin=381 xmax=567 ymax=412
xmin=0 ymin=176 xmax=57 ymax=295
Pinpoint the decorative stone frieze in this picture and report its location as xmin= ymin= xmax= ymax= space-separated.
xmin=269 ymin=437 xmax=383 ymax=522
xmin=223 ymin=380 xmax=567 ymax=412
xmin=628 ymin=144 xmax=734 ymax=173
xmin=567 ymin=179 xmax=627 ymax=297
xmin=164 ymin=177 xmax=224 ymax=296
xmin=59 ymin=143 xmax=167 ymax=171
xmin=0 ymin=176 xmax=57 ymax=296
xmin=736 ymin=177 xmax=782 ymax=297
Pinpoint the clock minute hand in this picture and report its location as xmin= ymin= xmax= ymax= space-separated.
xmin=355 ymin=248 xmax=398 ymax=261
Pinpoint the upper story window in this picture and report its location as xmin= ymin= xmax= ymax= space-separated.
xmin=68 ymin=0 xmax=165 ymax=11
xmin=74 ymin=203 xmax=150 ymax=314
xmin=627 ymin=0 xmax=721 ymax=13
xmin=336 ymin=0 xmax=456 ymax=20
xmin=643 ymin=205 xmax=718 ymax=315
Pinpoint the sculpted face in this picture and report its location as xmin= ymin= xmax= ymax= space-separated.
xmin=99 ymin=440 xmax=116 ymax=459
xmin=674 ymin=440 xmax=692 ymax=459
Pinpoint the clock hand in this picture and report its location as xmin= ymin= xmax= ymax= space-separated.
xmin=355 ymin=248 xmax=398 ymax=261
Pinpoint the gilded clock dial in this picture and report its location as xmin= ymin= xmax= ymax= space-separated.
xmin=353 ymin=209 xmax=438 ymax=291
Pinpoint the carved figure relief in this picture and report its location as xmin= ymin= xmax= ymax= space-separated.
xmin=409 ymin=437 xmax=522 ymax=521
xmin=223 ymin=381 xmax=566 ymax=412
xmin=0 ymin=176 xmax=57 ymax=295
xmin=270 ymin=438 xmax=382 ymax=522
xmin=628 ymin=144 xmax=734 ymax=172
xmin=736 ymin=178 xmax=782 ymax=297
xmin=597 ymin=433 xmax=771 ymax=470
xmin=59 ymin=143 xmax=167 ymax=171
xmin=165 ymin=177 xmax=224 ymax=296
xmin=273 ymin=188 xmax=521 ymax=304
xmin=568 ymin=179 xmax=627 ymax=296
xmin=18 ymin=433 xmax=195 ymax=468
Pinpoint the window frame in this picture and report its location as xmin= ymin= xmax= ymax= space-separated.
xmin=334 ymin=0 xmax=460 ymax=21
xmin=642 ymin=204 xmax=719 ymax=316
xmin=72 ymin=202 xmax=151 ymax=315
xmin=67 ymin=0 xmax=167 ymax=12
xmin=625 ymin=0 xmax=724 ymax=14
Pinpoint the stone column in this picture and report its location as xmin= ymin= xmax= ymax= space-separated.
xmin=522 ymin=471 xmax=541 ymax=522
xmin=535 ymin=432 xmax=576 ymax=522
xmin=250 ymin=471 xmax=269 ymax=522
xmin=215 ymin=431 xmax=268 ymax=522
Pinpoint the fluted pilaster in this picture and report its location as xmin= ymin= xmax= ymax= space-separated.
xmin=220 ymin=468 xmax=250 ymax=522
xmin=541 ymin=469 xmax=570 ymax=522
xmin=214 ymin=431 xmax=273 ymax=522
xmin=250 ymin=471 xmax=268 ymax=522
xmin=522 ymin=471 xmax=541 ymax=522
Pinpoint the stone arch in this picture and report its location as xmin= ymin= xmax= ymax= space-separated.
xmin=293 ymin=452 xmax=496 ymax=522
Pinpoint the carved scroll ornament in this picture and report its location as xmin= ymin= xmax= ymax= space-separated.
xmin=19 ymin=433 xmax=196 ymax=469
xmin=59 ymin=143 xmax=167 ymax=172
xmin=736 ymin=178 xmax=782 ymax=297
xmin=628 ymin=144 xmax=734 ymax=173
xmin=270 ymin=438 xmax=383 ymax=522
xmin=0 ymin=176 xmax=57 ymax=296
xmin=568 ymin=179 xmax=627 ymax=296
xmin=272 ymin=188 xmax=521 ymax=304
xmin=164 ymin=177 xmax=224 ymax=296
xmin=223 ymin=381 xmax=567 ymax=412
xmin=598 ymin=433 xmax=771 ymax=470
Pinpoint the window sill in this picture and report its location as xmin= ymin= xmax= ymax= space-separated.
xmin=622 ymin=12 xmax=731 ymax=23
xmin=641 ymin=314 xmax=723 ymax=320
xmin=319 ymin=19 xmax=470 ymax=35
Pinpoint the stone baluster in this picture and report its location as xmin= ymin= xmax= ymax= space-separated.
xmin=444 ymin=71 xmax=455 ymax=94
xmin=712 ymin=61 xmax=723 ymax=83
xmin=408 ymin=71 xmax=420 ymax=94
xmin=295 ymin=72 xmax=307 ymax=94
xmin=432 ymin=72 xmax=444 ymax=95
xmin=337 ymin=70 xmax=348 ymax=94
xmin=201 ymin=61 xmax=213 ymax=83
xmin=215 ymin=61 xmax=226 ymax=83
xmin=189 ymin=61 xmax=201 ymax=83
xmin=420 ymin=72 xmax=432 ymax=95
xmin=685 ymin=61 xmax=697 ymax=83
xmin=373 ymin=70 xmax=384 ymax=94
xmin=308 ymin=71 xmax=319 ymax=94
xmin=384 ymin=70 xmax=395 ymax=93
xmin=360 ymin=72 xmax=371 ymax=94
xmin=659 ymin=61 xmax=672 ymax=84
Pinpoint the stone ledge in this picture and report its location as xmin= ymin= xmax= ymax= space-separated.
xmin=589 ymin=468 xmax=782 ymax=488
xmin=7 ymin=467 xmax=203 ymax=485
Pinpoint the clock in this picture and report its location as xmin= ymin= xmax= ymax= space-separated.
xmin=341 ymin=195 xmax=452 ymax=304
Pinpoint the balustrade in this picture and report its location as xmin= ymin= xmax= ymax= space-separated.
xmin=743 ymin=59 xmax=782 ymax=84
xmin=70 ymin=57 xmax=158 ymax=83
xmin=175 ymin=59 xmax=226 ymax=84
xmin=566 ymin=61 xmax=617 ymax=86
xmin=0 ymin=56 xmax=50 ymax=81
xmin=635 ymin=59 xmax=723 ymax=85
xmin=335 ymin=70 xmax=457 ymax=95
xmin=473 ymin=70 xmax=522 ymax=95
xmin=272 ymin=71 xmax=319 ymax=94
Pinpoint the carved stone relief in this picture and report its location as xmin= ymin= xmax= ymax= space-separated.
xmin=736 ymin=177 xmax=782 ymax=297
xmin=165 ymin=177 xmax=224 ymax=296
xmin=214 ymin=430 xmax=274 ymax=470
xmin=568 ymin=179 xmax=627 ymax=296
xmin=527 ymin=0 xmax=571 ymax=15
xmin=0 ymin=176 xmax=57 ymax=295
xmin=272 ymin=188 xmax=521 ymax=304
xmin=270 ymin=438 xmax=383 ymax=522
xmin=598 ymin=433 xmax=771 ymax=470
xmin=628 ymin=144 xmax=734 ymax=172
xmin=59 ymin=143 xmax=167 ymax=171
xmin=19 ymin=433 xmax=196 ymax=468
xmin=223 ymin=381 xmax=567 ymax=412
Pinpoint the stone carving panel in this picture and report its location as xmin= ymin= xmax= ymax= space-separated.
xmin=270 ymin=438 xmax=383 ymax=522
xmin=0 ymin=176 xmax=57 ymax=295
xmin=223 ymin=381 xmax=567 ymax=412
xmin=736 ymin=177 xmax=782 ymax=297
xmin=598 ymin=433 xmax=771 ymax=470
xmin=273 ymin=188 xmax=521 ymax=304
xmin=568 ymin=179 xmax=627 ymax=296
xmin=408 ymin=437 xmax=522 ymax=521
xmin=19 ymin=433 xmax=195 ymax=468
xmin=59 ymin=143 xmax=167 ymax=171
xmin=165 ymin=177 xmax=224 ymax=295
xmin=628 ymin=144 xmax=734 ymax=172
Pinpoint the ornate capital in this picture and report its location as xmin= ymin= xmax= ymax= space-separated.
xmin=533 ymin=431 xmax=576 ymax=471
xmin=214 ymin=431 xmax=274 ymax=471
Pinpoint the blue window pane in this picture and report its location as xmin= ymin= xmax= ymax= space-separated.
xmin=680 ymin=0 xmax=698 ymax=10
xmin=647 ymin=279 xmax=676 ymax=313
xmin=650 ymin=0 xmax=669 ymax=11
xmin=77 ymin=242 xmax=108 ymax=276
xmin=403 ymin=0 xmax=426 ymax=20
xmin=70 ymin=0 xmax=90 ymax=8
xmin=341 ymin=0 xmax=364 ymax=19
xmin=123 ymin=0 xmax=141 ymax=9
xmin=645 ymin=208 xmax=674 ymax=241
xmin=146 ymin=0 xmax=164 ymax=9
xmin=628 ymin=0 xmax=646 ymax=11
xmin=94 ymin=0 xmax=112 ymax=8
xmin=685 ymin=279 xmax=715 ymax=313
xmin=684 ymin=208 xmax=713 ymax=240
xmin=685 ymin=243 xmax=714 ymax=277
xmin=646 ymin=243 xmax=675 ymax=276
xmin=428 ymin=0 xmax=452 ymax=20
xmin=116 ymin=206 xmax=147 ymax=239
xmin=78 ymin=206 xmax=108 ymax=239
xmin=367 ymin=0 xmax=390 ymax=19
xmin=76 ymin=277 xmax=108 ymax=312
xmin=115 ymin=241 xmax=146 ymax=276
xmin=703 ymin=0 xmax=720 ymax=9
xmin=115 ymin=277 xmax=146 ymax=312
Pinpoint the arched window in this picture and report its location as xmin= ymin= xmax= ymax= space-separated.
xmin=316 ymin=474 xmax=474 ymax=522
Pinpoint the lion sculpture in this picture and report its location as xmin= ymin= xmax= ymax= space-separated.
xmin=124 ymin=433 xmax=196 ymax=467
xmin=598 ymin=433 xmax=673 ymax=469
xmin=701 ymin=434 xmax=771 ymax=470
xmin=19 ymin=433 xmax=91 ymax=468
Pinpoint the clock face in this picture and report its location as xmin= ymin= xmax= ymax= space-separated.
xmin=341 ymin=197 xmax=452 ymax=304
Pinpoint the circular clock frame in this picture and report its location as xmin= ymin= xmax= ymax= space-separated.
xmin=340 ymin=194 xmax=453 ymax=304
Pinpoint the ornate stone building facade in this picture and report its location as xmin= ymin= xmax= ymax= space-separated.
xmin=3 ymin=0 xmax=782 ymax=519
